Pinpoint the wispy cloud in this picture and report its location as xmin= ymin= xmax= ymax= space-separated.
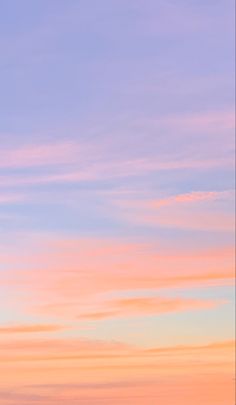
xmin=0 ymin=193 xmax=25 ymax=204
xmin=150 ymin=190 xmax=233 ymax=208
xmin=0 ymin=141 xmax=80 ymax=169
xmin=0 ymin=235 xmax=233 ymax=327
xmin=0 ymin=324 xmax=65 ymax=334
xmin=0 ymin=108 xmax=234 ymax=188
xmin=0 ymin=336 xmax=234 ymax=405
xmin=112 ymin=189 xmax=234 ymax=231
xmin=0 ymin=156 xmax=233 ymax=189
xmin=78 ymin=296 xmax=224 ymax=320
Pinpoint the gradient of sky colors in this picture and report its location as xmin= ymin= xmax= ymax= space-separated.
xmin=0 ymin=1 xmax=235 ymax=404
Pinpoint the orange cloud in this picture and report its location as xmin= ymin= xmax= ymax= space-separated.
xmin=0 ymin=336 xmax=234 ymax=399
xmin=0 ymin=336 xmax=233 ymax=363
xmin=78 ymin=296 xmax=223 ymax=320
xmin=146 ymin=339 xmax=235 ymax=354
xmin=0 ymin=324 xmax=65 ymax=334
xmin=0 ymin=376 xmax=234 ymax=405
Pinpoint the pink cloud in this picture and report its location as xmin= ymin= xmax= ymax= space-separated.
xmin=0 ymin=141 xmax=81 ymax=169
xmin=112 ymin=189 xmax=234 ymax=231
xmin=0 ymin=156 xmax=233 ymax=188
xmin=151 ymin=190 xmax=233 ymax=208
xmin=0 ymin=193 xmax=25 ymax=204
xmin=0 ymin=236 xmax=233 ymax=324
xmin=162 ymin=110 xmax=235 ymax=132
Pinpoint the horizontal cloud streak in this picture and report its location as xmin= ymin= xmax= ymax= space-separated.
xmin=0 ymin=324 xmax=65 ymax=334
xmin=78 ymin=296 xmax=224 ymax=320
xmin=0 ymin=142 xmax=80 ymax=169
xmin=112 ymin=189 xmax=234 ymax=231
xmin=151 ymin=190 xmax=233 ymax=208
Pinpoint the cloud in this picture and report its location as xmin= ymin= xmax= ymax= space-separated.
xmin=147 ymin=339 xmax=235 ymax=354
xmin=0 ymin=335 xmax=233 ymax=362
xmin=0 ymin=236 xmax=234 ymax=322
xmin=157 ymin=110 xmax=235 ymax=132
xmin=0 ymin=324 xmax=65 ymax=334
xmin=0 ymin=109 xmax=234 ymax=189
xmin=0 ymin=375 xmax=234 ymax=405
xmin=78 ymin=296 xmax=224 ymax=320
xmin=0 ymin=156 xmax=233 ymax=190
xmin=0 ymin=141 xmax=80 ymax=169
xmin=151 ymin=190 xmax=233 ymax=208
xmin=0 ymin=335 xmax=234 ymax=405
xmin=0 ymin=193 xmax=25 ymax=204
xmin=112 ymin=189 xmax=234 ymax=232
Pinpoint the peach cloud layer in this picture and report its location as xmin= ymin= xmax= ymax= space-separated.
xmin=0 ymin=338 xmax=234 ymax=405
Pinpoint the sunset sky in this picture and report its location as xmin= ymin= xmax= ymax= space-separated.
xmin=0 ymin=1 xmax=235 ymax=404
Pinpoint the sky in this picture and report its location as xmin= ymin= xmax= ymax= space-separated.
xmin=0 ymin=1 xmax=235 ymax=404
